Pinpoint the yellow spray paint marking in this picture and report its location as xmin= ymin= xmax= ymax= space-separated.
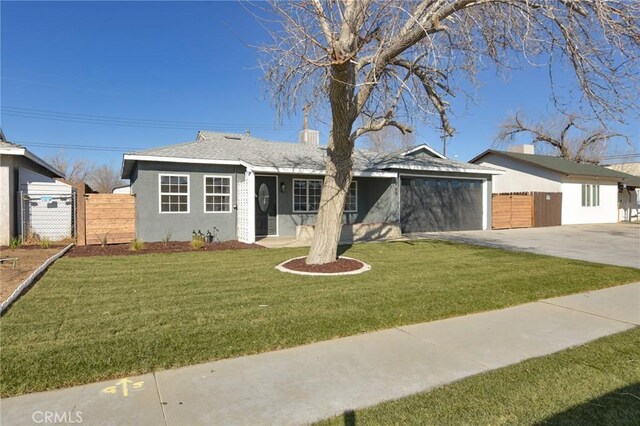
xmin=102 ymin=379 xmax=144 ymax=397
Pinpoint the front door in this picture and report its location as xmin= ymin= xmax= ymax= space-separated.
xmin=255 ymin=176 xmax=277 ymax=236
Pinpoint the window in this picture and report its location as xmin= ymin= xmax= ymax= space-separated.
xmin=293 ymin=179 xmax=357 ymax=213
xmin=581 ymin=184 xmax=600 ymax=207
xmin=345 ymin=181 xmax=358 ymax=212
xmin=293 ymin=179 xmax=322 ymax=212
xmin=204 ymin=176 xmax=232 ymax=213
xmin=159 ymin=174 xmax=189 ymax=213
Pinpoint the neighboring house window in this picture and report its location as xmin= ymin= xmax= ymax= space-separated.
xmin=293 ymin=179 xmax=358 ymax=213
xmin=345 ymin=181 xmax=358 ymax=213
xmin=581 ymin=184 xmax=600 ymax=207
xmin=204 ymin=176 xmax=232 ymax=213
xmin=159 ymin=174 xmax=189 ymax=213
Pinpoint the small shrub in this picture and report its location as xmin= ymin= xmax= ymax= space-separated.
xmin=9 ymin=236 xmax=22 ymax=249
xmin=191 ymin=235 xmax=205 ymax=250
xmin=130 ymin=239 xmax=145 ymax=251
xmin=39 ymin=238 xmax=52 ymax=249
xmin=162 ymin=231 xmax=172 ymax=246
xmin=98 ymin=234 xmax=109 ymax=248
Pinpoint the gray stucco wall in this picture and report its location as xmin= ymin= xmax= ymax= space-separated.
xmin=131 ymin=161 xmax=245 ymax=242
xmin=275 ymin=175 xmax=399 ymax=237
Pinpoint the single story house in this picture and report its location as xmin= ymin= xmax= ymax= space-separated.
xmin=0 ymin=130 xmax=65 ymax=245
xmin=121 ymin=130 xmax=501 ymax=243
xmin=604 ymin=162 xmax=640 ymax=221
xmin=470 ymin=145 xmax=639 ymax=226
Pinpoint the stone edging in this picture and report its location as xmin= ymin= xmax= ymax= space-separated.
xmin=0 ymin=243 xmax=74 ymax=315
xmin=275 ymin=256 xmax=372 ymax=276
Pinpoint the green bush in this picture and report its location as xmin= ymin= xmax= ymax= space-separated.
xmin=130 ymin=239 xmax=145 ymax=251
xmin=8 ymin=236 xmax=22 ymax=249
xmin=39 ymin=238 xmax=52 ymax=249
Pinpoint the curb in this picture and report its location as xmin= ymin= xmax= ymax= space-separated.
xmin=275 ymin=256 xmax=371 ymax=276
xmin=0 ymin=243 xmax=74 ymax=315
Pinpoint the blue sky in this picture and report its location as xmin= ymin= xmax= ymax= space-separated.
xmin=2 ymin=1 xmax=638 ymax=171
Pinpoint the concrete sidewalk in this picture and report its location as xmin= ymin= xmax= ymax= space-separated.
xmin=2 ymin=283 xmax=638 ymax=426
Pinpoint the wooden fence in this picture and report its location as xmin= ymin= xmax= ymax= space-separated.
xmin=492 ymin=193 xmax=533 ymax=229
xmin=80 ymin=194 xmax=136 ymax=245
xmin=492 ymin=192 xmax=562 ymax=229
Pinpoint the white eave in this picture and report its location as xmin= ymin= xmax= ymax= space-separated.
xmin=0 ymin=146 xmax=64 ymax=177
xmin=384 ymin=162 xmax=504 ymax=175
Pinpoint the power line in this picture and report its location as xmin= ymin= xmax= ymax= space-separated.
xmin=12 ymin=140 xmax=145 ymax=153
xmin=1 ymin=106 xmax=297 ymax=131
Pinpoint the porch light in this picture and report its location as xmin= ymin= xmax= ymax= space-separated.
xmin=280 ymin=182 xmax=286 ymax=193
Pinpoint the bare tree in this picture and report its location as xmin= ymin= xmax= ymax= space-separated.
xmin=495 ymin=112 xmax=631 ymax=164
xmin=257 ymin=1 xmax=640 ymax=264
xmin=88 ymin=164 xmax=125 ymax=193
xmin=363 ymin=125 xmax=416 ymax=153
xmin=48 ymin=151 xmax=94 ymax=184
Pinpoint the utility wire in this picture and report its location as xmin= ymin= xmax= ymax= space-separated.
xmin=1 ymin=106 xmax=297 ymax=131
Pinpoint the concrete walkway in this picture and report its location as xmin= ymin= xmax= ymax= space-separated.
xmin=2 ymin=283 xmax=638 ymax=426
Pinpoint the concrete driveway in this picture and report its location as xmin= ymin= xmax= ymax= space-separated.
xmin=409 ymin=223 xmax=640 ymax=268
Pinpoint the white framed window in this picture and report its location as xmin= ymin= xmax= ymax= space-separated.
xmin=204 ymin=175 xmax=232 ymax=213
xmin=293 ymin=179 xmax=322 ymax=212
xmin=581 ymin=184 xmax=600 ymax=207
xmin=159 ymin=174 xmax=189 ymax=213
xmin=292 ymin=179 xmax=358 ymax=213
xmin=345 ymin=181 xmax=358 ymax=213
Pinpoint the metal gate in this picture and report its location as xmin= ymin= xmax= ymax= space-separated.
xmin=19 ymin=191 xmax=76 ymax=241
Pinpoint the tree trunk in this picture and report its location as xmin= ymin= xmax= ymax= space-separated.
xmin=306 ymin=136 xmax=353 ymax=264
xmin=306 ymin=61 xmax=356 ymax=265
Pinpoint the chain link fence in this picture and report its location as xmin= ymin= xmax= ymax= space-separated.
xmin=19 ymin=191 xmax=76 ymax=242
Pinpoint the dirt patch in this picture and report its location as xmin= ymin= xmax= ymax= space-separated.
xmin=281 ymin=257 xmax=365 ymax=274
xmin=1 ymin=248 xmax=64 ymax=302
xmin=67 ymin=241 xmax=263 ymax=257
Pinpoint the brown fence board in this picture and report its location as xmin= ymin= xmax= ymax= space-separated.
xmin=533 ymin=192 xmax=562 ymax=227
xmin=84 ymin=194 xmax=136 ymax=245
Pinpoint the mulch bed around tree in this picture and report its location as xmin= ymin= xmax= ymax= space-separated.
xmin=67 ymin=241 xmax=263 ymax=257
xmin=281 ymin=257 xmax=365 ymax=274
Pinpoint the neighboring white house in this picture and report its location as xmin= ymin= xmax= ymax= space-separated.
xmin=604 ymin=162 xmax=640 ymax=221
xmin=470 ymin=145 xmax=639 ymax=225
xmin=112 ymin=185 xmax=131 ymax=194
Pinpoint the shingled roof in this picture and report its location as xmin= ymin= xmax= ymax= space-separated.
xmin=122 ymin=131 xmax=500 ymax=178
xmin=470 ymin=149 xmax=637 ymax=181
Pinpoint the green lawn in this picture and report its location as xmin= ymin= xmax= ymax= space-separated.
xmin=317 ymin=327 xmax=640 ymax=425
xmin=2 ymin=240 xmax=639 ymax=397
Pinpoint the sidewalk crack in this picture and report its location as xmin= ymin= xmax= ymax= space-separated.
xmin=394 ymin=326 xmax=491 ymax=369
xmin=539 ymin=301 xmax=639 ymax=326
xmin=153 ymin=372 xmax=168 ymax=426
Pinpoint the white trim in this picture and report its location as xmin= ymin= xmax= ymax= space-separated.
xmin=246 ymin=170 xmax=256 ymax=243
xmin=401 ymin=144 xmax=446 ymax=159
xmin=158 ymin=173 xmax=190 ymax=214
xmin=482 ymin=180 xmax=488 ymax=230
xmin=398 ymin=173 xmax=489 ymax=181
xmin=203 ymin=175 xmax=233 ymax=214
xmin=122 ymin=154 xmax=397 ymax=179
xmin=388 ymin=163 xmax=503 ymax=175
xmin=255 ymin=174 xmax=279 ymax=237
xmin=1 ymin=147 xmax=64 ymax=177
xmin=344 ymin=180 xmax=358 ymax=213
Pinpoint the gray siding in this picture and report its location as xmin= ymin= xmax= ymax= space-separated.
xmin=275 ymin=175 xmax=398 ymax=237
xmin=131 ymin=162 xmax=245 ymax=242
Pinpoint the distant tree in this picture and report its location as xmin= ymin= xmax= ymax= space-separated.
xmin=364 ymin=126 xmax=415 ymax=153
xmin=48 ymin=151 xmax=94 ymax=184
xmin=495 ymin=112 xmax=631 ymax=164
xmin=88 ymin=164 xmax=125 ymax=193
xmin=259 ymin=1 xmax=640 ymax=264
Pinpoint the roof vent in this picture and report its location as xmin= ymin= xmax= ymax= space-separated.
xmin=508 ymin=144 xmax=535 ymax=155
xmin=224 ymin=135 xmax=242 ymax=141
xmin=299 ymin=105 xmax=319 ymax=146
